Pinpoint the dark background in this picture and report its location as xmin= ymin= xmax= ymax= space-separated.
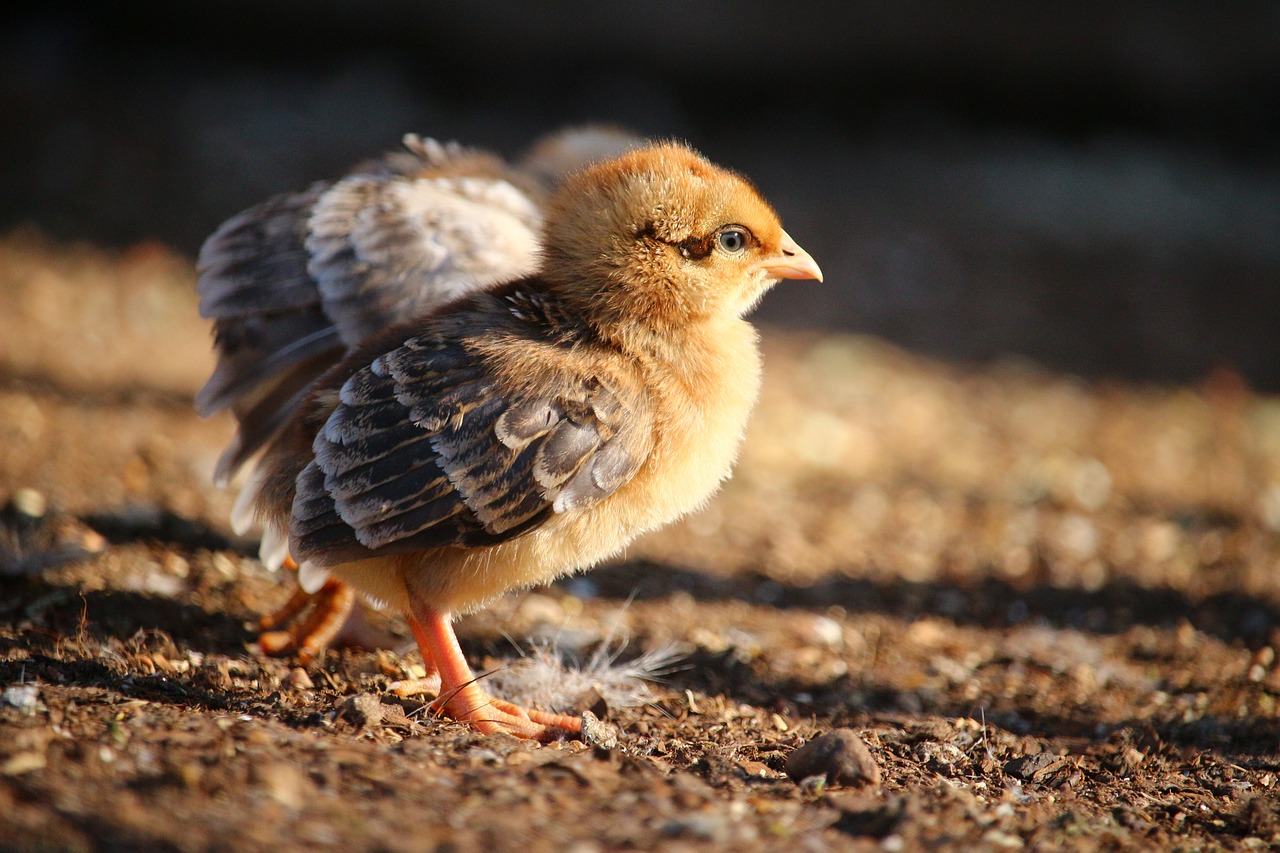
xmin=3 ymin=2 xmax=1278 ymax=387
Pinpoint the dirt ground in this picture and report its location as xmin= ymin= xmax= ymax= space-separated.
xmin=1 ymin=229 xmax=1278 ymax=852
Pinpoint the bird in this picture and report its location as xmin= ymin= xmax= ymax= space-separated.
xmin=243 ymin=141 xmax=822 ymax=740
xmin=195 ymin=126 xmax=642 ymax=660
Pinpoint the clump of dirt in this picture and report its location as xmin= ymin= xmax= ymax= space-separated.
xmin=1 ymin=231 xmax=1277 ymax=851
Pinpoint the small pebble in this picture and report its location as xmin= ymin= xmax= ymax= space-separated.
xmin=337 ymin=694 xmax=386 ymax=728
xmin=1005 ymin=752 xmax=1066 ymax=782
xmin=785 ymin=729 xmax=881 ymax=788
xmin=282 ymin=668 xmax=314 ymax=691
xmin=798 ymin=614 xmax=844 ymax=649
xmin=580 ymin=710 xmax=618 ymax=749
xmin=1 ymin=684 xmax=44 ymax=716
xmin=11 ymin=488 xmax=46 ymax=517
xmin=881 ymin=834 xmax=905 ymax=852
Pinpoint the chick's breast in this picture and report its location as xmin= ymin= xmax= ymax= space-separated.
xmin=412 ymin=312 xmax=763 ymax=616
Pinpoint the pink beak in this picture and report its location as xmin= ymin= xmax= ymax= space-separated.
xmin=758 ymin=230 xmax=823 ymax=282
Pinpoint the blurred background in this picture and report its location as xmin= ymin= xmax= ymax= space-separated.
xmin=2 ymin=2 xmax=1277 ymax=388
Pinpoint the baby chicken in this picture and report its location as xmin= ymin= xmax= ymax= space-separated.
xmin=197 ymin=127 xmax=640 ymax=659
xmin=250 ymin=142 xmax=821 ymax=740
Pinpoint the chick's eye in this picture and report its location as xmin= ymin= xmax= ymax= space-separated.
xmin=716 ymin=228 xmax=749 ymax=255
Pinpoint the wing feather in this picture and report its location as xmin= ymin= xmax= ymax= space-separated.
xmin=197 ymin=186 xmax=327 ymax=319
xmin=196 ymin=138 xmax=545 ymax=481
xmin=307 ymin=173 xmax=541 ymax=346
xmin=290 ymin=329 xmax=652 ymax=565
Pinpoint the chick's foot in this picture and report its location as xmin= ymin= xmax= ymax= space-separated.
xmin=256 ymin=576 xmax=357 ymax=664
xmin=408 ymin=606 xmax=582 ymax=742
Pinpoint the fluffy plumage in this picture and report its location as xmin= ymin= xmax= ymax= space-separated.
xmin=197 ymin=127 xmax=642 ymax=485
xmin=251 ymin=142 xmax=821 ymax=739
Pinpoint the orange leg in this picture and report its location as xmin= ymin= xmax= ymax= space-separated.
xmin=405 ymin=604 xmax=582 ymax=741
xmin=257 ymin=577 xmax=357 ymax=665
xmin=256 ymin=585 xmax=313 ymax=632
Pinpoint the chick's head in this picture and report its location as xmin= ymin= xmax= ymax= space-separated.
xmin=541 ymin=143 xmax=821 ymax=329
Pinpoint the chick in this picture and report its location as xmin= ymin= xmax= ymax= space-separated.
xmin=250 ymin=142 xmax=821 ymax=740
xmin=197 ymin=127 xmax=641 ymax=659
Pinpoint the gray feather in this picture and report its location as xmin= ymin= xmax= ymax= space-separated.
xmin=289 ymin=309 xmax=653 ymax=566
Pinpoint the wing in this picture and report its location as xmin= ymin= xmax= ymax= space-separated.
xmin=195 ymin=135 xmax=545 ymax=482
xmin=305 ymin=161 xmax=542 ymax=346
xmin=196 ymin=184 xmax=339 ymax=414
xmin=289 ymin=327 xmax=653 ymax=566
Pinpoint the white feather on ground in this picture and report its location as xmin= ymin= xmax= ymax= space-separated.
xmin=483 ymin=637 xmax=691 ymax=714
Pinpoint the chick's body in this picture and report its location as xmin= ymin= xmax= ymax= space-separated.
xmin=253 ymin=143 xmax=821 ymax=739
xmin=259 ymin=283 xmax=762 ymax=616
xmin=197 ymin=127 xmax=641 ymax=659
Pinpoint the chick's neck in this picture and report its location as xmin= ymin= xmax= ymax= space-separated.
xmin=567 ymin=288 xmax=758 ymax=421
